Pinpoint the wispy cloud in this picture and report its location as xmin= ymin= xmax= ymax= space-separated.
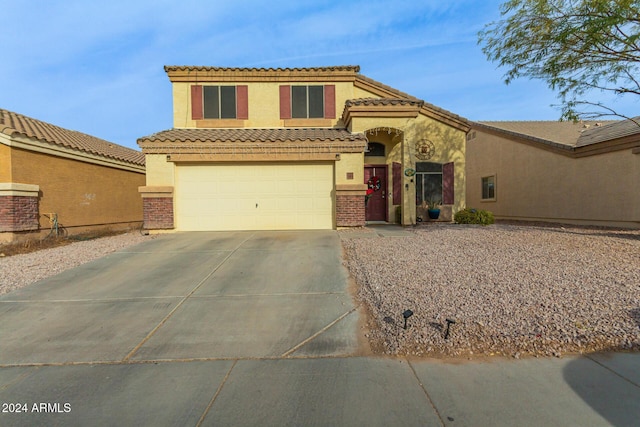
xmin=4 ymin=0 xmax=630 ymax=150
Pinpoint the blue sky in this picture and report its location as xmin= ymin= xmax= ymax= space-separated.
xmin=2 ymin=0 xmax=637 ymax=150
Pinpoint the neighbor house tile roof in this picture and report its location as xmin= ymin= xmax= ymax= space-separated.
xmin=576 ymin=116 xmax=640 ymax=147
xmin=475 ymin=120 xmax=619 ymax=147
xmin=137 ymin=127 xmax=367 ymax=144
xmin=0 ymin=109 xmax=145 ymax=166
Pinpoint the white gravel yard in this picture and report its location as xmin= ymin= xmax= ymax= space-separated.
xmin=0 ymin=233 xmax=153 ymax=295
xmin=341 ymin=223 xmax=640 ymax=358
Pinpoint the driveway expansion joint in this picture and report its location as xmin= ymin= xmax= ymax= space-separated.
xmin=406 ymin=358 xmax=446 ymax=427
xmin=281 ymin=306 xmax=359 ymax=358
xmin=586 ymin=354 xmax=640 ymax=389
xmin=121 ymin=233 xmax=256 ymax=362
xmin=196 ymin=359 xmax=238 ymax=427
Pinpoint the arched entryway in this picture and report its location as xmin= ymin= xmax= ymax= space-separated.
xmin=364 ymin=127 xmax=403 ymax=223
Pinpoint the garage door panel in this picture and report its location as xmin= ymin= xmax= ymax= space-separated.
xmin=176 ymin=163 xmax=333 ymax=231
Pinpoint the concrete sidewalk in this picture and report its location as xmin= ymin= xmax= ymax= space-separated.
xmin=1 ymin=231 xmax=638 ymax=426
xmin=1 ymin=353 xmax=639 ymax=426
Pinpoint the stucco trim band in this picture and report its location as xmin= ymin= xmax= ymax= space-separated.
xmin=165 ymin=153 xmax=340 ymax=162
xmin=336 ymin=183 xmax=368 ymax=196
xmin=0 ymin=182 xmax=40 ymax=197
xmin=138 ymin=186 xmax=174 ymax=198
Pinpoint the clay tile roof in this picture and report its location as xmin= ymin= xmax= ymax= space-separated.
xmin=355 ymin=74 xmax=421 ymax=101
xmin=137 ymin=127 xmax=367 ymax=144
xmin=354 ymin=74 xmax=469 ymax=129
xmin=345 ymin=98 xmax=424 ymax=108
xmin=0 ymin=108 xmax=145 ymax=166
xmin=576 ymin=116 xmax=640 ymax=147
xmin=475 ymin=120 xmax=618 ymax=147
xmin=164 ymin=65 xmax=360 ymax=73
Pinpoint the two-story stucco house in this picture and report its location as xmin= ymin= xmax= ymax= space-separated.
xmin=138 ymin=65 xmax=470 ymax=232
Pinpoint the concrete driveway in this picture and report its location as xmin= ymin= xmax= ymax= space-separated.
xmin=0 ymin=231 xmax=362 ymax=364
xmin=1 ymin=230 xmax=639 ymax=426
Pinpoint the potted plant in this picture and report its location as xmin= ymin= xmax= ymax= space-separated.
xmin=427 ymin=199 xmax=441 ymax=220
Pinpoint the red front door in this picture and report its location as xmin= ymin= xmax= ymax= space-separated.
xmin=365 ymin=166 xmax=387 ymax=221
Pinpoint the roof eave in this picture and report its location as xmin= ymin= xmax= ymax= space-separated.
xmin=164 ymin=65 xmax=361 ymax=83
xmin=342 ymin=103 xmax=423 ymax=126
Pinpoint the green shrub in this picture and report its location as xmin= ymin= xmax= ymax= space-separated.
xmin=454 ymin=208 xmax=495 ymax=225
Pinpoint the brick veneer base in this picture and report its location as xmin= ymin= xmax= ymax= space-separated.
xmin=336 ymin=194 xmax=365 ymax=227
xmin=0 ymin=195 xmax=39 ymax=232
xmin=143 ymin=197 xmax=174 ymax=229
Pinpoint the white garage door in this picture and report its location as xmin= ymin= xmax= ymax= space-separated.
xmin=175 ymin=163 xmax=334 ymax=231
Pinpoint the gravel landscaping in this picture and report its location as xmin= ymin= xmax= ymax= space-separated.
xmin=0 ymin=232 xmax=153 ymax=295
xmin=342 ymin=223 xmax=640 ymax=358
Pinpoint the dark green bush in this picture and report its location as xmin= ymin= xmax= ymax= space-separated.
xmin=454 ymin=208 xmax=495 ymax=225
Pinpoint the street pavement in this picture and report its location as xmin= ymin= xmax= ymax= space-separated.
xmin=0 ymin=230 xmax=638 ymax=426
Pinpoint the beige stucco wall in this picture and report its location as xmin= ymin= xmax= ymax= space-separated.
xmin=335 ymin=153 xmax=364 ymax=186
xmin=0 ymin=143 xmax=11 ymax=182
xmin=10 ymin=147 xmax=145 ymax=230
xmin=467 ymin=131 xmax=640 ymax=228
xmin=172 ymin=81 xmax=356 ymax=129
xmin=145 ymin=154 xmax=176 ymax=186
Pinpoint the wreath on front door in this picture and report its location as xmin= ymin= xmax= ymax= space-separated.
xmin=367 ymin=176 xmax=381 ymax=191
xmin=365 ymin=176 xmax=381 ymax=207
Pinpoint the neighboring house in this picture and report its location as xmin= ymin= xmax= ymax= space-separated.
xmin=467 ymin=118 xmax=640 ymax=229
xmin=0 ymin=109 xmax=146 ymax=242
xmin=138 ymin=65 xmax=470 ymax=232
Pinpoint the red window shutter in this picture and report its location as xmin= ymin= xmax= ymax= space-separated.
xmin=443 ymin=162 xmax=454 ymax=204
xmin=236 ymin=85 xmax=248 ymax=120
xmin=191 ymin=85 xmax=203 ymax=120
xmin=324 ymin=84 xmax=335 ymax=119
xmin=393 ymin=162 xmax=402 ymax=203
xmin=279 ymin=85 xmax=291 ymax=119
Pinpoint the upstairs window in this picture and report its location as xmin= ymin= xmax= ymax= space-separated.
xmin=191 ymin=85 xmax=248 ymax=120
xmin=279 ymin=85 xmax=335 ymax=120
xmin=204 ymin=86 xmax=236 ymax=119
xmin=292 ymin=85 xmax=324 ymax=118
